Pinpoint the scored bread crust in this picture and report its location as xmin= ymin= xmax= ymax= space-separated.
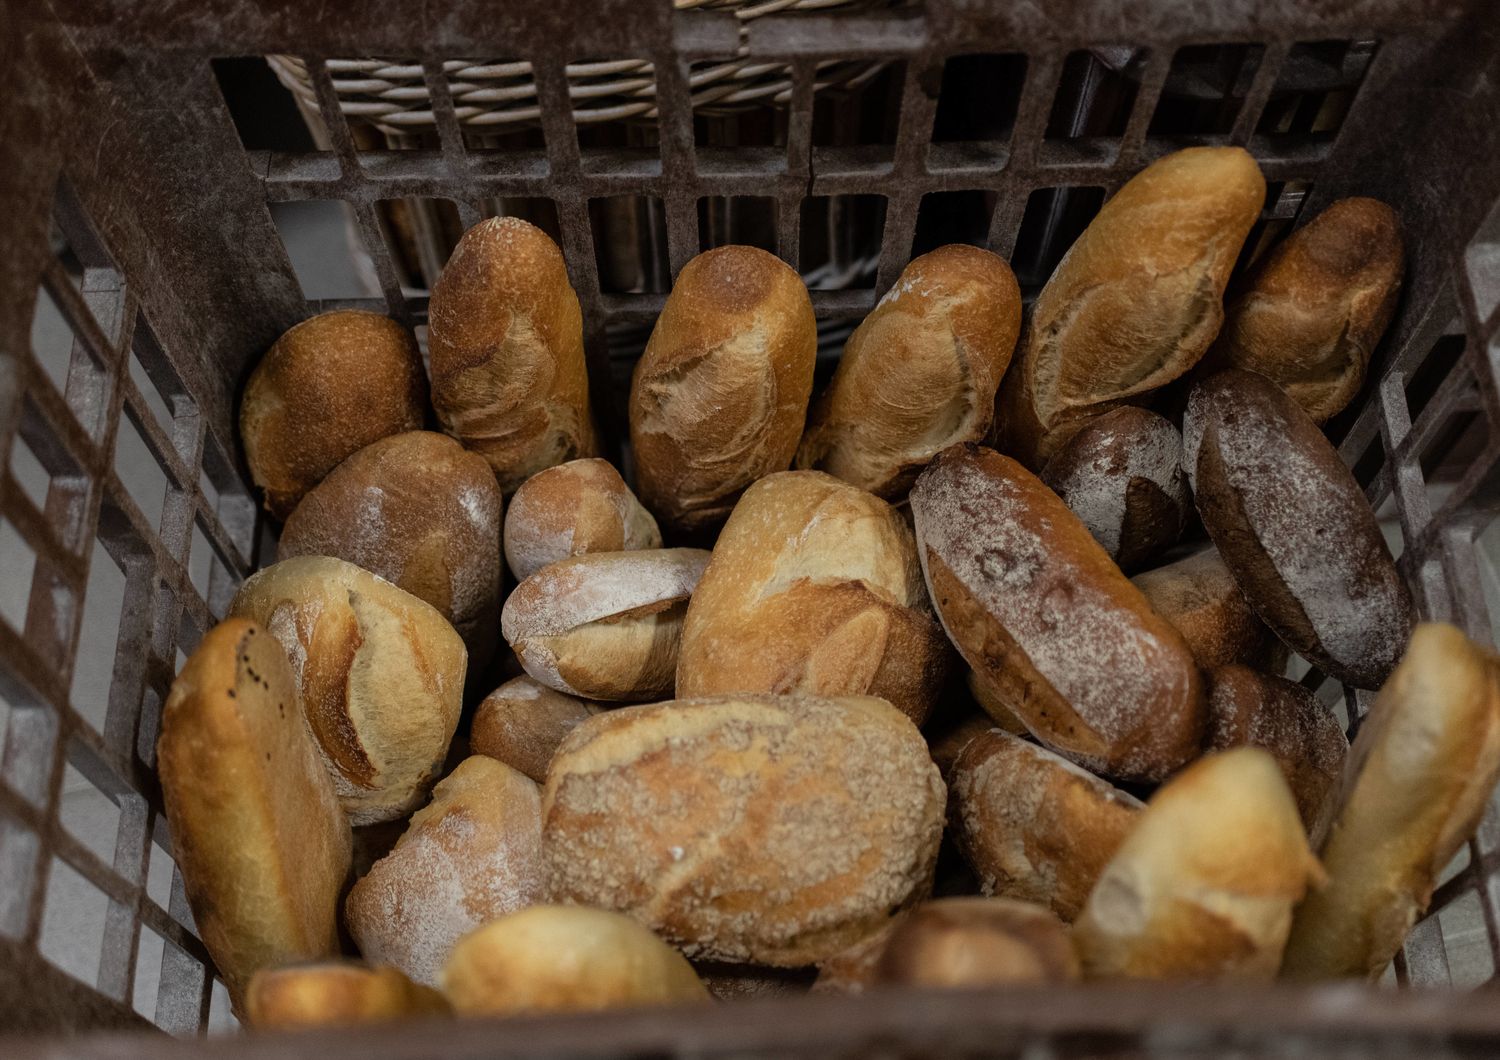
xmin=629 ymin=245 xmax=817 ymax=532
xmin=157 ymin=618 xmax=351 ymax=1003
xmin=675 ymin=470 xmax=950 ymax=725
xmin=244 ymin=961 xmax=449 ymax=1030
xmin=502 ymin=458 xmax=660 ymax=582
xmin=428 ymin=217 xmax=597 ymax=491
xmin=1130 ymin=546 xmax=1284 ymax=672
xmin=796 ymin=245 xmax=1021 ymax=499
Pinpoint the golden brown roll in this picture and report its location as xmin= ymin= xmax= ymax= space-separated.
xmin=503 ymin=457 xmax=660 ymax=582
xmin=1130 ymin=547 xmax=1284 ymax=672
xmin=796 ymin=244 xmax=1022 ymax=499
xmin=241 ymin=310 xmax=427 ymax=519
xmin=629 ymin=245 xmax=817 ymax=532
xmin=469 ymin=675 xmax=602 ymax=783
xmin=428 ymin=217 xmax=596 ymax=491
xmin=873 ymin=897 xmax=1080 ymax=987
xmin=244 ymin=961 xmax=449 ymax=1030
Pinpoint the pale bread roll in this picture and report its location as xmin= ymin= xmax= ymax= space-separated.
xmin=873 ymin=897 xmax=1080 ymax=987
xmin=469 ymin=675 xmax=602 ymax=783
xmin=229 ymin=556 xmax=467 ymax=825
xmin=241 ymin=310 xmax=427 ymax=519
xmin=1074 ymin=748 xmax=1322 ymax=981
xmin=629 ymin=245 xmax=817 ymax=532
xmin=996 ymin=146 xmax=1264 ymax=468
xmin=345 ymin=756 xmax=544 ymax=987
xmin=157 ymin=619 xmax=351 ymax=1002
xmin=245 ymin=962 xmax=449 ymax=1030
xmin=428 ymin=217 xmax=596 ymax=491
xmin=1282 ymin=624 xmax=1500 ymax=980
xmin=503 ymin=458 xmax=659 ymax=581
xmin=543 ymin=694 xmax=946 ymax=966
xmin=951 ymin=730 xmax=1143 ymax=921
xmin=796 ymin=244 xmax=1022 ymax=499
xmin=441 ymin=906 xmax=709 ymax=1016
xmin=278 ymin=431 xmax=502 ymax=664
xmin=675 ymin=471 xmax=949 ymax=725
xmin=501 ymin=548 xmax=710 ymax=701
xmin=1131 ymin=547 xmax=1284 ymax=672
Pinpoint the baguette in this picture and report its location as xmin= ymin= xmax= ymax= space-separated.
xmin=503 ymin=458 xmax=659 ymax=581
xmin=244 ymin=962 xmax=449 ymax=1030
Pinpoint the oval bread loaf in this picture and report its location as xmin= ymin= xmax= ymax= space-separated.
xmin=796 ymin=244 xmax=1022 ymax=499
xmin=501 ymin=548 xmax=711 ymax=701
xmin=873 ymin=897 xmax=1080 ymax=987
xmin=1130 ymin=547 xmax=1284 ymax=672
xmin=629 ymin=245 xmax=817 ymax=532
xmin=229 ymin=556 xmax=467 ymax=825
xmin=676 ymin=471 xmax=949 ymax=725
xmin=470 ymin=675 xmax=602 ymax=783
xmin=543 ymin=693 xmax=946 ymax=966
xmin=910 ymin=443 xmax=1206 ymax=781
xmin=245 ymin=962 xmax=450 ymax=1030
xmin=503 ymin=457 xmax=660 ymax=581
xmin=428 ymin=217 xmax=596 ymax=491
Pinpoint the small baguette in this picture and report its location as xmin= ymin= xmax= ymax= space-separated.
xmin=503 ymin=458 xmax=660 ymax=582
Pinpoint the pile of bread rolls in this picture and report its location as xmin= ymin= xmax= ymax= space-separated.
xmin=161 ymin=146 xmax=1500 ymax=1033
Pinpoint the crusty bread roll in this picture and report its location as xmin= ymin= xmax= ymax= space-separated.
xmin=278 ymin=431 xmax=502 ymax=664
xmin=1131 ymin=547 xmax=1284 ymax=672
xmin=964 ymin=669 xmax=1029 ymax=734
xmin=675 ymin=471 xmax=949 ymax=725
xmin=951 ymin=730 xmax=1142 ymax=921
xmin=795 ymin=245 xmax=1022 ymax=499
xmin=345 ymin=756 xmax=544 ymax=987
xmin=503 ymin=458 xmax=660 ymax=582
xmin=910 ymin=443 xmax=1206 ymax=781
xmin=995 ymin=146 xmax=1264 ymax=468
xmin=1040 ymin=406 xmax=1189 ymax=572
xmin=629 ymin=245 xmax=817 ymax=532
xmin=441 ymin=906 xmax=709 ymax=1016
xmin=245 ymin=961 xmax=449 ymax=1030
xmin=158 ymin=619 xmax=351 ymax=1001
xmin=428 ymin=217 xmax=596 ymax=491
xmin=1282 ymin=624 xmax=1500 ymax=980
xmin=543 ymin=694 xmax=945 ymax=966
xmin=873 ymin=897 xmax=1080 ymax=987
xmin=1206 ymin=665 xmax=1348 ymax=839
xmin=1201 ymin=197 xmax=1403 ymax=424
xmin=1185 ymin=369 xmax=1414 ymax=688
xmin=241 ymin=310 xmax=427 ymax=519
xmin=469 ymin=675 xmax=602 ymax=783
xmin=1074 ymin=748 xmax=1322 ymax=981
xmin=229 ymin=556 xmax=467 ymax=825
xmin=501 ymin=548 xmax=710 ymax=701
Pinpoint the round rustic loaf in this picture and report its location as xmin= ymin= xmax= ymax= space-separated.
xmin=503 ymin=457 xmax=660 ymax=582
xmin=469 ymin=675 xmax=602 ymax=783
xmin=428 ymin=217 xmax=596 ymax=491
xmin=1130 ymin=546 xmax=1284 ymax=672
xmin=244 ymin=961 xmax=449 ymax=1030
xmin=229 ymin=556 xmax=467 ymax=825
xmin=873 ymin=897 xmax=1080 ymax=987
xmin=278 ymin=431 xmax=502 ymax=664
xmin=629 ymin=245 xmax=817 ymax=532
xmin=501 ymin=548 xmax=711 ymax=701
xmin=675 ymin=471 xmax=949 ymax=725
xmin=543 ymin=693 xmax=946 ymax=966
xmin=240 ymin=310 xmax=427 ymax=519
xmin=1184 ymin=368 xmax=1414 ymax=688
xmin=796 ymin=244 xmax=1022 ymax=499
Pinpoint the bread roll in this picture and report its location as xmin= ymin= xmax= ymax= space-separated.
xmin=795 ymin=245 xmax=1022 ymax=498
xmin=245 ymin=962 xmax=449 ymax=1030
xmin=995 ymin=147 xmax=1264 ymax=468
xmin=543 ymin=694 xmax=945 ymax=966
xmin=441 ymin=906 xmax=709 ymax=1016
xmin=1130 ymin=547 xmax=1284 ymax=672
xmin=910 ymin=443 xmax=1206 ymax=781
xmin=629 ymin=245 xmax=817 ymax=532
xmin=345 ymin=756 xmax=544 ymax=987
xmin=675 ymin=471 xmax=949 ymax=725
xmin=278 ymin=431 xmax=502 ymax=664
xmin=470 ymin=675 xmax=602 ymax=783
xmin=241 ymin=310 xmax=427 ymax=519
xmin=503 ymin=458 xmax=659 ymax=581
xmin=501 ymin=548 xmax=709 ymax=701
xmin=157 ymin=619 xmax=351 ymax=1001
xmin=951 ymin=730 xmax=1142 ymax=921
xmin=874 ymin=897 xmax=1080 ymax=987
xmin=810 ymin=921 xmax=900 ymax=995
xmin=1074 ymin=748 xmax=1322 ymax=981
xmin=1040 ymin=406 xmax=1189 ymax=572
xmin=964 ymin=669 xmax=1029 ymax=734
xmin=1206 ymin=665 xmax=1348 ymax=839
xmin=1185 ymin=368 xmax=1413 ymax=688
xmin=229 ymin=556 xmax=467 ymax=825
xmin=1282 ymin=624 xmax=1500 ymax=980
xmin=1202 ymin=197 xmax=1403 ymax=423
xmin=428 ymin=217 xmax=596 ymax=491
